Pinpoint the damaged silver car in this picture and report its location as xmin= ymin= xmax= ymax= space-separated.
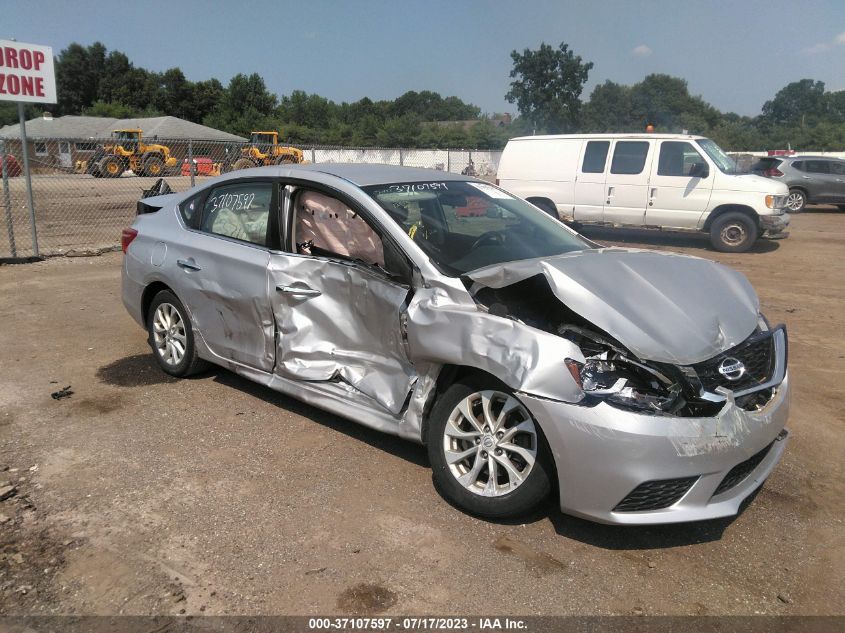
xmin=122 ymin=164 xmax=790 ymax=524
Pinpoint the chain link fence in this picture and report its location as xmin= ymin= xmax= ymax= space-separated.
xmin=0 ymin=135 xmax=502 ymax=259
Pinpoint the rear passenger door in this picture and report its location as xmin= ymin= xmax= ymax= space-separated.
xmin=801 ymin=160 xmax=832 ymax=202
xmin=573 ymin=140 xmax=609 ymax=222
xmin=169 ymin=179 xmax=278 ymax=372
xmin=829 ymin=160 xmax=845 ymax=202
xmin=602 ymin=140 xmax=654 ymax=225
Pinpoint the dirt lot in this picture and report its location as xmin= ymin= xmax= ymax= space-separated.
xmin=0 ymin=209 xmax=843 ymax=616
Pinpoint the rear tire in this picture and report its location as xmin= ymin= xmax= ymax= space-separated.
xmin=427 ymin=378 xmax=553 ymax=519
xmin=709 ymin=212 xmax=758 ymax=253
xmin=530 ymin=199 xmax=560 ymax=220
xmin=786 ymin=189 xmax=806 ymax=213
xmin=143 ymin=155 xmax=164 ymax=177
xmin=147 ymin=290 xmax=209 ymax=378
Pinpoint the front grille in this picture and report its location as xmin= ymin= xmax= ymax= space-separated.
xmin=712 ymin=442 xmax=774 ymax=497
xmin=692 ymin=332 xmax=775 ymax=393
xmin=613 ymin=476 xmax=698 ymax=512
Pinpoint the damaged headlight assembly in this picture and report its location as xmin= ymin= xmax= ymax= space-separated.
xmin=562 ymin=326 xmax=683 ymax=414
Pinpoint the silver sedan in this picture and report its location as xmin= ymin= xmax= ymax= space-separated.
xmin=122 ymin=164 xmax=790 ymax=524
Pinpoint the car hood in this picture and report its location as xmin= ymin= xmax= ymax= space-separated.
xmin=467 ymin=248 xmax=760 ymax=365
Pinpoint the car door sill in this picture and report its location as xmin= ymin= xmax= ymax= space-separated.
xmin=198 ymin=344 xmax=419 ymax=442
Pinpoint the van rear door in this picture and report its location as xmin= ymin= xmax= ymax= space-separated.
xmin=573 ymin=140 xmax=610 ymax=222
xmin=602 ymin=140 xmax=654 ymax=226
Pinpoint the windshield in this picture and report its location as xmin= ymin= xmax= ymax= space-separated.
xmin=252 ymin=133 xmax=275 ymax=144
xmin=696 ymin=138 xmax=737 ymax=174
xmin=363 ymin=180 xmax=590 ymax=275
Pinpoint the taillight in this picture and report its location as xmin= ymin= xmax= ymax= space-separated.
xmin=764 ymin=168 xmax=784 ymax=177
xmin=121 ymin=228 xmax=138 ymax=253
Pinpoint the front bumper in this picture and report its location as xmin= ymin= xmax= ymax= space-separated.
xmin=761 ymin=212 xmax=790 ymax=237
xmin=521 ymin=373 xmax=790 ymax=525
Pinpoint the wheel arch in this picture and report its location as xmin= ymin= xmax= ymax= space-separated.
xmin=141 ymin=281 xmax=175 ymax=327
xmin=703 ymin=204 xmax=759 ymax=231
xmin=525 ymin=197 xmax=559 ymax=217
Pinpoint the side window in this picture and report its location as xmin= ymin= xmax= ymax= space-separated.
xmin=293 ymin=190 xmax=385 ymax=267
xmin=657 ymin=141 xmax=706 ymax=177
xmin=582 ymin=141 xmax=610 ymax=173
xmin=830 ymin=162 xmax=845 ymax=176
xmin=179 ymin=193 xmax=202 ymax=228
xmin=791 ymin=161 xmax=804 ymax=171
xmin=610 ymin=141 xmax=650 ymax=175
xmin=199 ymin=182 xmax=273 ymax=246
xmin=805 ymin=160 xmax=830 ymax=174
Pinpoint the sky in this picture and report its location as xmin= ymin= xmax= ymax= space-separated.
xmin=4 ymin=0 xmax=845 ymax=117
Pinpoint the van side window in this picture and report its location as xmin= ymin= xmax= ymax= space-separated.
xmin=582 ymin=141 xmax=610 ymax=173
xmin=657 ymin=141 xmax=706 ymax=177
xmin=610 ymin=141 xmax=650 ymax=175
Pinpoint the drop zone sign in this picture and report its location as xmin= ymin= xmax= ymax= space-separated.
xmin=0 ymin=40 xmax=56 ymax=103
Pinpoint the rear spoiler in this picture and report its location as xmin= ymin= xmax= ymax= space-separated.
xmin=137 ymin=179 xmax=173 ymax=215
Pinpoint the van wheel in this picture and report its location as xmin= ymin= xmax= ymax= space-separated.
xmin=530 ymin=200 xmax=560 ymax=220
xmin=710 ymin=212 xmax=758 ymax=253
xmin=427 ymin=379 xmax=553 ymax=519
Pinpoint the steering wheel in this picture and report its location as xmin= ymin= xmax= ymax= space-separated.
xmin=471 ymin=230 xmax=507 ymax=251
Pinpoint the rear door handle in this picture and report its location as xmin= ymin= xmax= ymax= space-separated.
xmin=606 ymin=186 xmax=614 ymax=204
xmin=176 ymin=259 xmax=201 ymax=271
xmin=276 ymin=284 xmax=321 ymax=297
xmin=649 ymin=187 xmax=657 ymax=206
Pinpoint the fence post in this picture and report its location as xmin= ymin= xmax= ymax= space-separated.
xmin=446 ymin=149 xmax=451 ymax=173
xmin=399 ymin=148 xmax=404 ymax=166
xmin=1 ymin=139 xmax=17 ymax=258
xmin=188 ymin=139 xmax=195 ymax=188
xmin=17 ymin=103 xmax=39 ymax=257
xmin=311 ymin=148 xmax=316 ymax=163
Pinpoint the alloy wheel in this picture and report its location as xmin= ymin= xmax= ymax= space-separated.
xmin=442 ymin=390 xmax=538 ymax=497
xmin=152 ymin=303 xmax=187 ymax=365
xmin=785 ymin=192 xmax=804 ymax=212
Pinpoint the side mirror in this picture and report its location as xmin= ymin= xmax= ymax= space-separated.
xmin=689 ymin=162 xmax=709 ymax=179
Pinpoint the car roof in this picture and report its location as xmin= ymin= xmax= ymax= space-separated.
xmin=508 ymin=133 xmax=707 ymax=141
xmin=215 ymin=163 xmax=474 ymax=187
xmin=782 ymin=155 xmax=842 ymax=161
xmin=293 ymin=163 xmax=472 ymax=186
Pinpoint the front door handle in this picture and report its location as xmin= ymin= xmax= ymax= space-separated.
xmin=276 ymin=284 xmax=321 ymax=298
xmin=649 ymin=187 xmax=657 ymax=206
xmin=606 ymin=186 xmax=614 ymax=204
xmin=176 ymin=259 xmax=201 ymax=271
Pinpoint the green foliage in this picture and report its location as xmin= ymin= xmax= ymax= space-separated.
xmin=505 ymin=42 xmax=593 ymax=133
xmin=42 ymin=41 xmax=845 ymax=151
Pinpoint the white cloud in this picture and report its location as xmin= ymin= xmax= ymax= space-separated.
xmin=803 ymin=30 xmax=845 ymax=54
xmin=632 ymin=44 xmax=652 ymax=57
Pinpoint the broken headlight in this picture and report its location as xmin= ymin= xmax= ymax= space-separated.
xmin=561 ymin=325 xmax=683 ymax=414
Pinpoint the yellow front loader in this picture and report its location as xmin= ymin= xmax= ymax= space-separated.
xmin=79 ymin=130 xmax=178 ymax=178
xmin=229 ymin=131 xmax=304 ymax=170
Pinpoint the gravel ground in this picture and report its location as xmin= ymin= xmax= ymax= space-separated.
xmin=0 ymin=209 xmax=843 ymax=616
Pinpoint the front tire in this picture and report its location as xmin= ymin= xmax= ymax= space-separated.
xmin=709 ymin=212 xmax=758 ymax=253
xmin=232 ymin=158 xmax=255 ymax=171
xmin=147 ymin=290 xmax=209 ymax=377
xmin=427 ymin=380 xmax=553 ymax=519
xmin=786 ymin=189 xmax=806 ymax=213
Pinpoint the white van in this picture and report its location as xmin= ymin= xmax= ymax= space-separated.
xmin=497 ymin=134 xmax=790 ymax=252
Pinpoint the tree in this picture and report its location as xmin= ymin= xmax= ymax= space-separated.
xmin=505 ymin=42 xmax=593 ymax=133
xmin=582 ymin=81 xmax=633 ymax=131
xmin=761 ymin=79 xmax=827 ymax=127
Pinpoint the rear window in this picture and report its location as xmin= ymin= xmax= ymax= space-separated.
xmin=752 ymin=158 xmax=781 ymax=171
xmin=610 ymin=141 xmax=650 ymax=175
xmin=582 ymin=141 xmax=610 ymax=173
